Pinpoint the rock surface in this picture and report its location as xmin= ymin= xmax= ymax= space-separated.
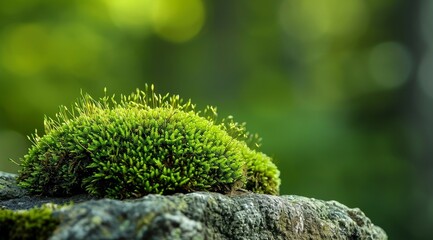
xmin=0 ymin=171 xmax=387 ymax=239
xmin=0 ymin=171 xmax=27 ymax=200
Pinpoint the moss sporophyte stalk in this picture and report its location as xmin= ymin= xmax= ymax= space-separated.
xmin=17 ymin=85 xmax=280 ymax=199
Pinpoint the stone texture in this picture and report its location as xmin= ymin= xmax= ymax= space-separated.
xmin=0 ymin=172 xmax=387 ymax=239
xmin=0 ymin=171 xmax=27 ymax=200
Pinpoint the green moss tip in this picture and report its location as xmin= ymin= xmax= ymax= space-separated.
xmin=17 ymin=84 xmax=280 ymax=199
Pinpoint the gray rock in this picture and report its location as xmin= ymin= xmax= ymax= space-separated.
xmin=0 ymin=171 xmax=27 ymax=200
xmin=0 ymin=171 xmax=93 ymax=210
xmin=0 ymin=171 xmax=387 ymax=239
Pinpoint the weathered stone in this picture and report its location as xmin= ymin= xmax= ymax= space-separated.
xmin=0 ymin=172 xmax=93 ymax=210
xmin=0 ymin=171 xmax=27 ymax=200
xmin=0 ymin=172 xmax=387 ymax=239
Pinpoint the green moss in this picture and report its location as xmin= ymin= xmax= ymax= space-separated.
xmin=0 ymin=206 xmax=59 ymax=240
xmin=17 ymin=85 xmax=280 ymax=199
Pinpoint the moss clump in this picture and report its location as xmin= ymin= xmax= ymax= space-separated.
xmin=0 ymin=206 xmax=59 ymax=240
xmin=17 ymin=85 xmax=280 ymax=199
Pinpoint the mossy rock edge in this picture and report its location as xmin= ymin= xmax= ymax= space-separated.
xmin=0 ymin=205 xmax=59 ymax=240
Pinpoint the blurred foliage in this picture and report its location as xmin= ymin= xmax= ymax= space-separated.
xmin=0 ymin=0 xmax=428 ymax=239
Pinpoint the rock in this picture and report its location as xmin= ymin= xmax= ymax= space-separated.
xmin=0 ymin=171 xmax=387 ymax=239
xmin=0 ymin=172 xmax=93 ymax=210
xmin=0 ymin=171 xmax=27 ymax=200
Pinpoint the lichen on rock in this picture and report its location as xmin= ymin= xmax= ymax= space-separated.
xmin=44 ymin=192 xmax=389 ymax=239
xmin=16 ymin=85 xmax=280 ymax=199
xmin=0 ymin=204 xmax=59 ymax=240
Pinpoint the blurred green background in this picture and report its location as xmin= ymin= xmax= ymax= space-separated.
xmin=0 ymin=0 xmax=431 ymax=239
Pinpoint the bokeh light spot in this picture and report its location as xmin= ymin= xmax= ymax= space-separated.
xmin=279 ymin=0 xmax=368 ymax=42
xmin=151 ymin=0 xmax=205 ymax=43
xmin=0 ymin=24 xmax=50 ymax=75
xmin=0 ymin=22 xmax=108 ymax=77
xmin=105 ymin=0 xmax=153 ymax=33
xmin=48 ymin=24 xmax=106 ymax=74
xmin=368 ymin=42 xmax=412 ymax=89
